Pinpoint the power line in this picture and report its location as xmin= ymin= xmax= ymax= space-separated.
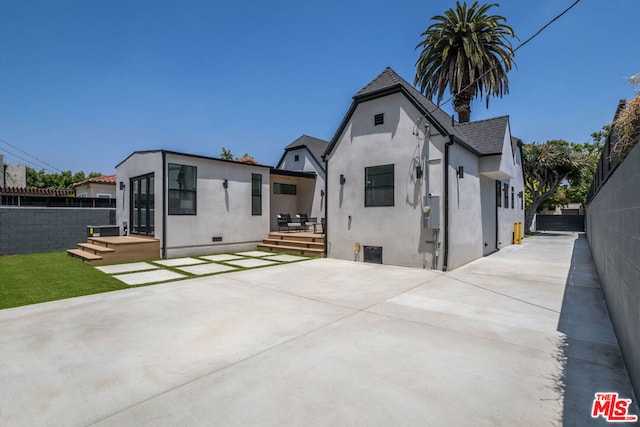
xmin=0 ymin=146 xmax=56 ymax=172
xmin=0 ymin=137 xmax=63 ymax=172
xmin=428 ymin=0 xmax=582 ymax=114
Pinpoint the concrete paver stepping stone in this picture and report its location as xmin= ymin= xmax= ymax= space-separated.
xmin=201 ymin=254 xmax=245 ymax=262
xmin=267 ymin=254 xmax=309 ymax=262
xmin=154 ymin=257 xmax=207 ymax=267
xmin=225 ymin=258 xmax=279 ymax=268
xmin=96 ymin=262 xmax=158 ymax=275
xmin=177 ymin=263 xmax=238 ymax=275
xmin=235 ymin=251 xmax=275 ymax=258
xmin=113 ymin=270 xmax=187 ymax=286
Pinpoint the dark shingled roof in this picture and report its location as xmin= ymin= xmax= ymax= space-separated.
xmin=456 ymin=116 xmax=509 ymax=156
xmin=283 ymin=135 xmax=329 ymax=170
xmin=326 ymin=67 xmax=511 ymax=158
xmin=354 ymin=67 xmax=463 ymax=141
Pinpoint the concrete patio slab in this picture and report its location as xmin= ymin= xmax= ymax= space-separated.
xmin=0 ymin=232 xmax=636 ymax=426
xmin=236 ymin=250 xmax=276 ymax=257
xmin=113 ymin=269 xmax=186 ymax=285
xmin=95 ymin=262 xmax=158 ymax=274
xmin=177 ymin=263 xmax=237 ymax=275
xmin=153 ymin=257 xmax=207 ymax=267
xmin=200 ymin=254 xmax=245 ymax=262
xmin=225 ymin=258 xmax=279 ymax=268
xmin=266 ymin=254 xmax=309 ymax=262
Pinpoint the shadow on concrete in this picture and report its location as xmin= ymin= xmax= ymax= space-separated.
xmin=556 ymin=234 xmax=639 ymax=426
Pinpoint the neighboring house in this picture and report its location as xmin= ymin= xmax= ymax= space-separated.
xmin=272 ymin=135 xmax=328 ymax=230
xmin=323 ymin=67 xmax=525 ymax=270
xmin=73 ymin=174 xmax=117 ymax=198
xmin=116 ymin=150 xmax=270 ymax=258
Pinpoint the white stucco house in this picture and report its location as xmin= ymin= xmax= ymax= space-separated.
xmin=322 ymin=67 xmax=525 ymax=270
xmin=116 ymin=150 xmax=271 ymax=258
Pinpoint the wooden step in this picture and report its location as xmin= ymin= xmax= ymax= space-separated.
xmin=268 ymin=232 xmax=324 ymax=243
xmin=67 ymin=248 xmax=103 ymax=263
xmin=78 ymin=243 xmax=115 ymax=254
xmin=257 ymin=243 xmax=324 ymax=257
xmin=262 ymin=238 xmax=324 ymax=249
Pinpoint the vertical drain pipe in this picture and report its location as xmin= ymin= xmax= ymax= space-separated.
xmin=322 ymin=155 xmax=328 ymax=258
xmin=161 ymin=151 xmax=167 ymax=259
xmin=442 ymin=134 xmax=454 ymax=271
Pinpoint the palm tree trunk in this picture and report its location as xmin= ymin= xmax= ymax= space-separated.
xmin=453 ymin=87 xmax=473 ymax=123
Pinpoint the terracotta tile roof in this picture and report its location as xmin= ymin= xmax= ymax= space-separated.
xmin=72 ymin=174 xmax=117 ymax=187
xmin=0 ymin=187 xmax=74 ymax=197
xmin=235 ymin=157 xmax=260 ymax=165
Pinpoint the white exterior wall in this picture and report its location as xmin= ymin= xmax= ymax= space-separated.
xmin=447 ymin=144 xmax=484 ymax=270
xmin=277 ymin=148 xmax=325 ymax=221
xmin=496 ymin=143 xmax=525 ymax=248
xmin=116 ymin=151 xmax=164 ymax=256
xmin=164 ymin=153 xmax=269 ymax=257
xmin=326 ymin=93 xmax=444 ymax=269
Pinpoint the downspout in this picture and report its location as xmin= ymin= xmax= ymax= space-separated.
xmin=442 ymin=134 xmax=454 ymax=271
xmin=161 ymin=151 xmax=167 ymax=259
xmin=322 ymin=155 xmax=328 ymax=258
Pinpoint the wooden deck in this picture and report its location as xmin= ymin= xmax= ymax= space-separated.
xmin=67 ymin=236 xmax=160 ymax=265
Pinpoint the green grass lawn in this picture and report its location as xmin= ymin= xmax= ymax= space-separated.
xmin=0 ymin=252 xmax=128 ymax=310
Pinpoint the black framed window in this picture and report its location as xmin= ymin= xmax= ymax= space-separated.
xmin=511 ymin=187 xmax=514 ymax=209
xmin=496 ymin=181 xmax=502 ymax=207
xmin=503 ymin=183 xmax=509 ymax=208
xmin=274 ymin=183 xmax=296 ymax=195
xmin=365 ymin=164 xmax=394 ymax=207
xmin=252 ymin=173 xmax=262 ymax=215
xmin=168 ymin=164 xmax=196 ymax=215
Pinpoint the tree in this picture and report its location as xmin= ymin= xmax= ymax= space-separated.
xmin=220 ymin=147 xmax=234 ymax=160
xmin=522 ymin=140 xmax=585 ymax=232
xmin=611 ymin=73 xmax=640 ymax=157
xmin=25 ymin=168 xmax=102 ymax=190
xmin=414 ymin=1 xmax=516 ymax=123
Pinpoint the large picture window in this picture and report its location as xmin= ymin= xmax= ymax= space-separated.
xmin=365 ymin=164 xmax=394 ymax=207
xmin=252 ymin=173 xmax=262 ymax=215
xmin=168 ymin=164 xmax=196 ymax=215
xmin=503 ymin=183 xmax=509 ymax=208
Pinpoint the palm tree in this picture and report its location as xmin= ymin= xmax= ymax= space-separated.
xmin=414 ymin=1 xmax=516 ymax=123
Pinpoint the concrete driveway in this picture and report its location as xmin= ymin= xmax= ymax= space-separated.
xmin=0 ymin=233 xmax=636 ymax=426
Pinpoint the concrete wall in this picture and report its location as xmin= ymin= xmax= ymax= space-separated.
xmin=1 ymin=154 xmax=27 ymax=188
xmin=116 ymin=151 xmax=270 ymax=258
xmin=0 ymin=207 xmax=114 ymax=255
xmin=586 ymin=141 xmax=640 ymax=395
xmin=326 ymin=92 xmax=443 ymax=269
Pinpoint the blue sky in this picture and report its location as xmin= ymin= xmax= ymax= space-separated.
xmin=0 ymin=0 xmax=638 ymax=175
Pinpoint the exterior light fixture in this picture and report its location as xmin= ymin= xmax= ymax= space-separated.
xmin=456 ymin=166 xmax=464 ymax=178
xmin=223 ymin=179 xmax=228 ymax=189
xmin=320 ymin=189 xmax=325 ymax=197
xmin=518 ymin=191 xmax=523 ymax=198
xmin=416 ymin=165 xmax=423 ymax=179
xmin=119 ymin=181 xmax=125 ymax=190
xmin=340 ymin=174 xmax=346 ymax=185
